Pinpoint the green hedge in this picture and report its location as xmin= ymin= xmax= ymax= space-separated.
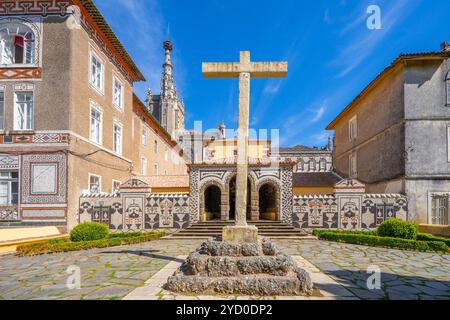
xmin=417 ymin=233 xmax=450 ymax=247
xmin=377 ymin=218 xmax=417 ymax=239
xmin=16 ymin=231 xmax=165 ymax=257
xmin=70 ymin=222 xmax=109 ymax=242
xmin=315 ymin=231 xmax=449 ymax=253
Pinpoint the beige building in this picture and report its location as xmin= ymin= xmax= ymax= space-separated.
xmin=0 ymin=0 xmax=187 ymax=229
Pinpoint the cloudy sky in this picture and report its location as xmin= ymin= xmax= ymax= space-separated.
xmin=94 ymin=0 xmax=450 ymax=147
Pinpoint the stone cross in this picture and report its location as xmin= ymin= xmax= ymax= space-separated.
xmin=203 ymin=51 xmax=287 ymax=242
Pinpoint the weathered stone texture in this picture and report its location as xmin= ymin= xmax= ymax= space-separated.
xmin=164 ymin=238 xmax=313 ymax=296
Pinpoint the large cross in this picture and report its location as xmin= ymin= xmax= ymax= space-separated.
xmin=203 ymin=51 xmax=287 ymax=234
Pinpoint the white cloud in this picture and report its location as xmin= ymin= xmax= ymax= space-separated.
xmin=311 ymin=105 xmax=326 ymax=123
xmin=330 ymin=0 xmax=415 ymax=78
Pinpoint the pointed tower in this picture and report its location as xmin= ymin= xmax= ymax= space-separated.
xmin=160 ymin=40 xmax=185 ymax=138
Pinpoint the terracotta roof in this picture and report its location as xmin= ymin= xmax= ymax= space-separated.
xmin=292 ymin=172 xmax=342 ymax=187
xmin=326 ymin=50 xmax=450 ymax=130
xmin=132 ymin=94 xmax=179 ymax=148
xmin=139 ymin=175 xmax=189 ymax=188
xmin=76 ymin=0 xmax=145 ymax=82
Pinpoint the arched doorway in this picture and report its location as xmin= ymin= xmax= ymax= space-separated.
xmin=204 ymin=185 xmax=221 ymax=220
xmin=228 ymin=176 xmax=251 ymax=220
xmin=259 ymin=183 xmax=279 ymax=221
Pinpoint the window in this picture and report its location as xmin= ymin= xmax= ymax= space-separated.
xmin=153 ymin=163 xmax=158 ymax=176
xmin=0 ymin=91 xmax=4 ymax=130
xmin=319 ymin=159 xmax=327 ymax=171
xmin=0 ymin=171 xmax=18 ymax=205
xmin=154 ymin=140 xmax=158 ymax=153
xmin=113 ymin=122 xmax=122 ymax=155
xmin=431 ymin=194 xmax=449 ymax=225
xmin=112 ymin=180 xmax=121 ymax=193
xmin=113 ymin=77 xmax=123 ymax=109
xmin=349 ymin=153 xmax=357 ymax=178
xmin=141 ymin=157 xmax=147 ymax=175
xmin=446 ymin=71 xmax=450 ymax=106
xmin=164 ymin=169 xmax=168 ymax=175
xmin=0 ymin=23 xmax=35 ymax=65
xmin=89 ymin=174 xmax=101 ymax=193
xmin=90 ymin=106 xmax=102 ymax=144
xmin=349 ymin=115 xmax=357 ymax=141
xmin=142 ymin=129 xmax=147 ymax=145
xmin=90 ymin=52 xmax=104 ymax=92
xmin=14 ymin=91 xmax=33 ymax=130
xmin=297 ymin=159 xmax=304 ymax=172
xmin=309 ymin=159 xmax=316 ymax=172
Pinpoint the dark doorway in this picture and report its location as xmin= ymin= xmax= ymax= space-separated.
xmin=259 ymin=183 xmax=278 ymax=221
xmin=204 ymin=185 xmax=221 ymax=220
xmin=229 ymin=176 xmax=251 ymax=220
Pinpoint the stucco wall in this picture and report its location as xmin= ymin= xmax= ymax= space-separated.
xmin=332 ymin=65 xmax=405 ymax=185
xmin=1 ymin=16 xmax=71 ymax=132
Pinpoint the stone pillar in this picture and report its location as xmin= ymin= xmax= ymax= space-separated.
xmin=250 ymin=191 xmax=259 ymax=221
xmin=221 ymin=192 xmax=229 ymax=221
xmin=234 ymin=71 xmax=250 ymax=228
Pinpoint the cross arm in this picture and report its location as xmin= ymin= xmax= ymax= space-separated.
xmin=202 ymin=62 xmax=242 ymax=78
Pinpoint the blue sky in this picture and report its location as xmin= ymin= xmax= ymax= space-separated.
xmin=94 ymin=0 xmax=450 ymax=147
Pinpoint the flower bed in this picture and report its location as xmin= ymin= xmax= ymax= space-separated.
xmin=16 ymin=231 xmax=165 ymax=256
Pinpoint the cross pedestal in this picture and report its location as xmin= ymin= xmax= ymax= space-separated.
xmin=203 ymin=51 xmax=287 ymax=243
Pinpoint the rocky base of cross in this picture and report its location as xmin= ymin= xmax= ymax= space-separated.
xmin=164 ymin=238 xmax=314 ymax=296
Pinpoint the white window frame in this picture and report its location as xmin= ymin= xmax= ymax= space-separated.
xmin=448 ymin=125 xmax=450 ymax=163
xmin=0 ymin=22 xmax=37 ymax=67
xmin=141 ymin=157 xmax=147 ymax=176
xmin=13 ymin=90 xmax=34 ymax=131
xmin=113 ymin=121 xmax=123 ymax=155
xmin=446 ymin=71 xmax=450 ymax=106
xmin=89 ymin=103 xmax=103 ymax=145
xmin=0 ymin=88 xmax=5 ymax=131
xmin=142 ymin=129 xmax=147 ymax=146
xmin=112 ymin=179 xmax=121 ymax=193
xmin=0 ymin=171 xmax=19 ymax=205
xmin=349 ymin=153 xmax=357 ymax=178
xmin=349 ymin=115 xmax=357 ymax=141
xmin=88 ymin=173 xmax=102 ymax=194
xmin=89 ymin=49 xmax=105 ymax=95
xmin=428 ymin=192 xmax=450 ymax=225
xmin=112 ymin=75 xmax=124 ymax=110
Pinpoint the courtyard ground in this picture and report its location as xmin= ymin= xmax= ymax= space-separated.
xmin=0 ymin=239 xmax=449 ymax=300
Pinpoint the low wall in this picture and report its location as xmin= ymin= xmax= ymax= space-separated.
xmin=79 ymin=192 xmax=190 ymax=231
xmin=418 ymin=224 xmax=450 ymax=237
xmin=292 ymin=194 xmax=408 ymax=229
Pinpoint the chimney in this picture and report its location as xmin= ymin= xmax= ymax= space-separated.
xmin=440 ymin=42 xmax=450 ymax=52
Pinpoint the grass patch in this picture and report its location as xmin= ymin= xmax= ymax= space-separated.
xmin=312 ymin=229 xmax=449 ymax=253
xmin=16 ymin=231 xmax=165 ymax=257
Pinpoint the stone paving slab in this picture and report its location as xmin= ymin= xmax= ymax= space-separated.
xmin=0 ymin=239 xmax=449 ymax=300
xmin=123 ymin=255 xmax=357 ymax=300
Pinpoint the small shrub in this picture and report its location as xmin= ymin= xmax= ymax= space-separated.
xmin=70 ymin=222 xmax=109 ymax=242
xmin=377 ymin=218 xmax=417 ymax=239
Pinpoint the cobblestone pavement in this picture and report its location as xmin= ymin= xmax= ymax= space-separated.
xmin=0 ymin=239 xmax=449 ymax=300
xmin=275 ymin=240 xmax=450 ymax=300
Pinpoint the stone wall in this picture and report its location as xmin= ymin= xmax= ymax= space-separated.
xmin=79 ymin=179 xmax=190 ymax=231
xmin=292 ymin=193 xmax=407 ymax=230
